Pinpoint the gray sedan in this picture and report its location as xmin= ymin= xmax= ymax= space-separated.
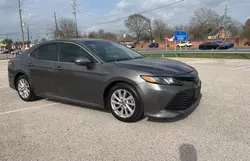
xmin=8 ymin=39 xmax=202 ymax=122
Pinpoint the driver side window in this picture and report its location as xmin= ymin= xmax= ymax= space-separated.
xmin=59 ymin=43 xmax=91 ymax=63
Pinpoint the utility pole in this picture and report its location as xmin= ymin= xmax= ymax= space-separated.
xmin=149 ymin=20 xmax=153 ymax=43
xmin=72 ymin=0 xmax=79 ymax=38
xmin=18 ymin=0 xmax=25 ymax=48
xmin=54 ymin=12 xmax=59 ymax=38
xmin=27 ymin=27 xmax=30 ymax=41
xmin=224 ymin=4 xmax=228 ymax=27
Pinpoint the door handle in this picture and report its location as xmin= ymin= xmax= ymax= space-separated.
xmin=55 ymin=66 xmax=63 ymax=71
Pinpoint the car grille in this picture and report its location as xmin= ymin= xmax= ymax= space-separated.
xmin=166 ymin=86 xmax=201 ymax=109
xmin=175 ymin=76 xmax=199 ymax=83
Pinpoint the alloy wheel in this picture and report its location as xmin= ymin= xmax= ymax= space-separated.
xmin=17 ymin=78 xmax=30 ymax=99
xmin=110 ymin=89 xmax=136 ymax=118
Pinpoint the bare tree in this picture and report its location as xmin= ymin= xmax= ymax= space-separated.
xmin=53 ymin=18 xmax=77 ymax=38
xmin=189 ymin=8 xmax=218 ymax=40
xmin=152 ymin=18 xmax=166 ymax=41
xmin=240 ymin=19 xmax=250 ymax=38
xmin=87 ymin=29 xmax=117 ymax=40
xmin=88 ymin=31 xmax=98 ymax=38
xmin=188 ymin=7 xmax=240 ymax=40
xmin=124 ymin=14 xmax=150 ymax=42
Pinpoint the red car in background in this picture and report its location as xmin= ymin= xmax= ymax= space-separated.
xmin=244 ymin=41 xmax=250 ymax=46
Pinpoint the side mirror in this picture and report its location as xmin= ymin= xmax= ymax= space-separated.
xmin=75 ymin=57 xmax=93 ymax=67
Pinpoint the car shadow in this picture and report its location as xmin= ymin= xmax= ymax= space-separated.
xmin=179 ymin=143 xmax=198 ymax=161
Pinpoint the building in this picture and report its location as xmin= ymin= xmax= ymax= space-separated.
xmin=208 ymin=27 xmax=232 ymax=39
xmin=0 ymin=39 xmax=6 ymax=50
xmin=117 ymin=34 xmax=136 ymax=44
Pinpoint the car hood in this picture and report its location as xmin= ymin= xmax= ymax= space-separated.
xmin=114 ymin=57 xmax=195 ymax=76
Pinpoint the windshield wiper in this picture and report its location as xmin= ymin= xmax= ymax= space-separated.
xmin=134 ymin=56 xmax=143 ymax=59
xmin=116 ymin=58 xmax=132 ymax=61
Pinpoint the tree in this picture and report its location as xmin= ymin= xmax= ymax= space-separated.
xmin=14 ymin=41 xmax=20 ymax=48
xmin=98 ymin=29 xmax=105 ymax=39
xmin=104 ymin=32 xmax=117 ymax=41
xmin=52 ymin=18 xmax=77 ymax=38
xmin=88 ymin=29 xmax=117 ymax=40
xmin=152 ymin=18 xmax=166 ymax=41
xmin=1 ymin=39 xmax=13 ymax=50
xmin=88 ymin=31 xmax=98 ymax=38
xmin=188 ymin=7 xmax=240 ymax=40
xmin=124 ymin=14 xmax=150 ymax=42
xmin=240 ymin=19 xmax=250 ymax=38
xmin=214 ymin=15 xmax=241 ymax=37
xmin=188 ymin=8 xmax=219 ymax=40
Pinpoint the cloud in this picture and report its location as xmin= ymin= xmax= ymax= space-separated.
xmin=85 ymin=0 xmax=250 ymax=34
xmin=0 ymin=0 xmax=249 ymax=39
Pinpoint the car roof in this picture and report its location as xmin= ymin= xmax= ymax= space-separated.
xmin=37 ymin=38 xmax=112 ymax=45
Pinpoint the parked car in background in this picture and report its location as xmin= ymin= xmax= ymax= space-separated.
xmin=148 ymin=42 xmax=159 ymax=48
xmin=8 ymin=39 xmax=202 ymax=122
xmin=215 ymin=40 xmax=234 ymax=48
xmin=199 ymin=42 xmax=229 ymax=50
xmin=244 ymin=41 xmax=250 ymax=46
xmin=126 ymin=43 xmax=136 ymax=48
xmin=176 ymin=41 xmax=192 ymax=47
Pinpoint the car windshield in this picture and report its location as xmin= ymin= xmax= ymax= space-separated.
xmin=82 ymin=40 xmax=143 ymax=62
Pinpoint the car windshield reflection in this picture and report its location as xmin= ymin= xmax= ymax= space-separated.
xmin=82 ymin=40 xmax=143 ymax=62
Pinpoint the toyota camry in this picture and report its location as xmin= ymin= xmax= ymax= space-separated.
xmin=8 ymin=39 xmax=202 ymax=122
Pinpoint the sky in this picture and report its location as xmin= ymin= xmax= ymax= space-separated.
xmin=0 ymin=0 xmax=249 ymax=41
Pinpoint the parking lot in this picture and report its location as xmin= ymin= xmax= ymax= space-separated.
xmin=0 ymin=58 xmax=250 ymax=161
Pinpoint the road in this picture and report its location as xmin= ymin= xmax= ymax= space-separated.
xmin=0 ymin=54 xmax=13 ymax=59
xmin=137 ymin=48 xmax=250 ymax=54
xmin=0 ymin=58 xmax=250 ymax=161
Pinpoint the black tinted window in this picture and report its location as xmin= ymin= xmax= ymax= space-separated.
xmin=30 ymin=49 xmax=37 ymax=58
xmin=59 ymin=43 xmax=90 ymax=63
xmin=37 ymin=43 xmax=58 ymax=61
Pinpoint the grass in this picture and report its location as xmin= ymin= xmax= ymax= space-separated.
xmin=0 ymin=57 xmax=11 ymax=60
xmin=143 ymin=53 xmax=250 ymax=59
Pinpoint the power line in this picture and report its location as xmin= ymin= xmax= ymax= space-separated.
xmin=89 ymin=0 xmax=184 ymax=26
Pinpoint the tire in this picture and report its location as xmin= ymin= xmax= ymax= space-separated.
xmin=16 ymin=75 xmax=38 ymax=101
xmin=107 ymin=83 xmax=144 ymax=122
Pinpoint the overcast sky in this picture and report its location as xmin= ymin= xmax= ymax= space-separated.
xmin=0 ymin=0 xmax=249 ymax=41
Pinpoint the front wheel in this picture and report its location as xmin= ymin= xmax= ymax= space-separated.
xmin=16 ymin=75 xmax=38 ymax=101
xmin=107 ymin=83 xmax=144 ymax=122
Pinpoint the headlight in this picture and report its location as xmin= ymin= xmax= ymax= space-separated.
xmin=140 ymin=75 xmax=183 ymax=85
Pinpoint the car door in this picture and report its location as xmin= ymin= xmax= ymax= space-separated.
xmin=27 ymin=42 xmax=58 ymax=95
xmin=54 ymin=42 xmax=104 ymax=105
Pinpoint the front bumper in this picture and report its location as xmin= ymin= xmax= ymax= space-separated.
xmin=137 ymin=78 xmax=202 ymax=119
xmin=146 ymin=93 xmax=202 ymax=119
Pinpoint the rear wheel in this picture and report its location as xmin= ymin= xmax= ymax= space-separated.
xmin=107 ymin=83 xmax=143 ymax=122
xmin=16 ymin=75 xmax=38 ymax=101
